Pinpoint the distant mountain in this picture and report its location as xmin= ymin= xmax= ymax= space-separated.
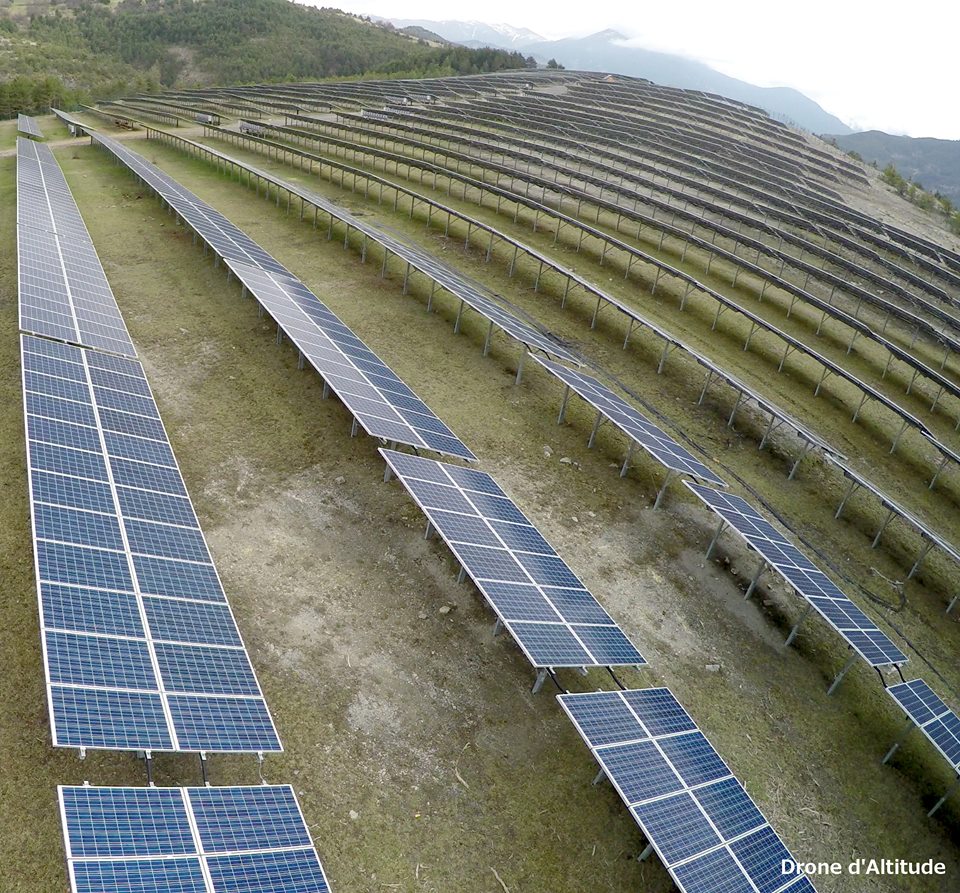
xmin=388 ymin=19 xmax=544 ymax=50
xmin=392 ymin=21 xmax=853 ymax=136
xmin=828 ymin=131 xmax=960 ymax=204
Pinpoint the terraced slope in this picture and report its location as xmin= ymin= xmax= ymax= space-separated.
xmin=1 ymin=72 xmax=959 ymax=893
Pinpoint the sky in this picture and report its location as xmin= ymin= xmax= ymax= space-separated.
xmin=308 ymin=0 xmax=960 ymax=139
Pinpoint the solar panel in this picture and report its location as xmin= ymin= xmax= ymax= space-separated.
xmin=16 ymin=139 xmax=137 ymax=357
xmin=86 ymin=133 xmax=473 ymax=461
xmin=22 ymin=335 xmax=280 ymax=753
xmin=18 ymin=113 xmax=43 ymax=138
xmin=59 ymin=785 xmax=331 ymax=893
xmin=531 ymin=355 xmax=725 ymax=488
xmin=887 ymin=679 xmax=960 ymax=771
xmin=380 ymin=448 xmax=644 ymax=669
xmin=558 ymin=688 xmax=816 ymax=893
xmin=685 ymin=482 xmax=907 ymax=669
xmin=226 ymin=259 xmax=475 ymax=460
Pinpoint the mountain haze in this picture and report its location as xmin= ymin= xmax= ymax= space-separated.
xmin=388 ymin=19 xmax=544 ymax=49
xmin=829 ymin=130 xmax=960 ymax=205
xmin=391 ymin=20 xmax=853 ymax=135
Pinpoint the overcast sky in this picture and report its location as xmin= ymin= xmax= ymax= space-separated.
xmin=310 ymin=0 xmax=959 ymax=140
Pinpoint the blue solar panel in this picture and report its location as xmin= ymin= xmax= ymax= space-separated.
xmin=51 ymin=687 xmax=172 ymax=751
xmin=16 ymin=139 xmax=137 ymax=357
xmin=887 ymin=679 xmax=960 ymax=771
xmin=559 ymin=688 xmax=815 ymax=892
xmin=685 ymin=482 xmax=907 ymax=668
xmin=72 ymin=858 xmax=207 ymax=893
xmin=190 ymin=786 xmax=314 ymax=852
xmin=22 ymin=336 xmax=279 ymax=754
xmin=59 ymin=785 xmax=331 ymax=893
xmin=206 ymin=850 xmax=330 ymax=893
xmin=632 ymin=793 xmax=721 ymax=865
xmin=381 ymin=448 xmax=645 ymax=669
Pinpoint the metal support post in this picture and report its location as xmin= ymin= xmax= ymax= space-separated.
xmin=532 ymin=668 xmax=548 ymax=694
xmin=871 ymin=510 xmax=896 ymax=548
xmin=705 ymin=521 xmax=726 ymax=560
xmin=881 ymin=720 xmax=914 ymax=765
xmin=827 ymin=653 xmax=858 ymax=695
xmin=653 ymin=471 xmax=675 ymax=510
xmin=587 ymin=410 xmax=604 ymax=448
xmin=744 ymin=559 xmax=766 ymax=599
xmin=784 ymin=605 xmax=812 ymax=647
xmin=620 ymin=442 xmax=636 ymax=478
xmin=928 ymin=776 xmax=960 ymax=818
xmin=907 ymin=541 xmax=935 ymax=580
xmin=557 ymin=386 xmax=571 ymax=425
xmin=515 ymin=349 xmax=527 ymax=385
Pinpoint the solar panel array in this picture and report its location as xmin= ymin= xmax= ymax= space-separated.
xmin=18 ymin=113 xmax=44 ymax=138
xmin=380 ymin=448 xmax=645 ymax=668
xmin=558 ymin=688 xmax=816 ymax=893
xmin=17 ymin=138 xmax=137 ymax=358
xmin=532 ymin=355 xmax=726 ymax=487
xmin=146 ymin=126 xmax=581 ymax=364
xmin=227 ymin=260 xmax=475 ymax=459
xmin=59 ymin=785 xmax=331 ymax=893
xmin=22 ymin=334 xmax=280 ymax=753
xmin=887 ymin=679 xmax=960 ymax=771
xmin=89 ymin=132 xmax=474 ymax=462
xmin=685 ymin=482 xmax=907 ymax=668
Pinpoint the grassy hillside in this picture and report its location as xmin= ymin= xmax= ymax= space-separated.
xmin=0 ymin=0 xmax=531 ymax=115
xmin=829 ymin=130 xmax=960 ymax=206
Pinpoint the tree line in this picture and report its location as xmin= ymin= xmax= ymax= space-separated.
xmin=1 ymin=0 xmax=535 ymax=117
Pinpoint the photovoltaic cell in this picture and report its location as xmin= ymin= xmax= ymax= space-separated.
xmin=22 ymin=335 xmax=279 ymax=753
xmin=685 ymin=482 xmax=907 ymax=668
xmin=16 ymin=138 xmax=137 ymax=357
xmin=59 ymin=785 xmax=331 ymax=893
xmin=381 ymin=448 xmax=644 ymax=668
xmin=558 ymin=688 xmax=815 ymax=893
xmin=887 ymin=679 xmax=960 ymax=772
xmin=533 ymin=355 xmax=725 ymax=486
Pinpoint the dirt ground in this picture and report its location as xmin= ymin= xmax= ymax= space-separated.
xmin=1 ymin=111 xmax=959 ymax=893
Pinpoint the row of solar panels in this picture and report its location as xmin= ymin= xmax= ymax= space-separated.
xmin=177 ymin=125 xmax=960 ymax=816
xmin=282 ymin=111 xmax=960 ymax=592
xmin=202 ymin=122 xmax=953 ymax=624
xmin=314 ymin=107 xmax=959 ymax=357
xmin=144 ymin=125 xmax=581 ymax=366
xmin=127 ymin=129 xmax=925 ymax=680
xmin=16 ymin=136 xmax=334 ymax=893
xmin=234 ymin=116 xmax=835 ymax=472
xmin=313 ymin=107 xmax=960 ymax=454
xmin=17 ymin=138 xmax=280 ymax=754
xmin=86 ymin=130 xmax=834 ymax=892
xmin=165 ymin=72 xmax=960 ymax=283
xmin=80 ymin=125 xmax=959 ymax=884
